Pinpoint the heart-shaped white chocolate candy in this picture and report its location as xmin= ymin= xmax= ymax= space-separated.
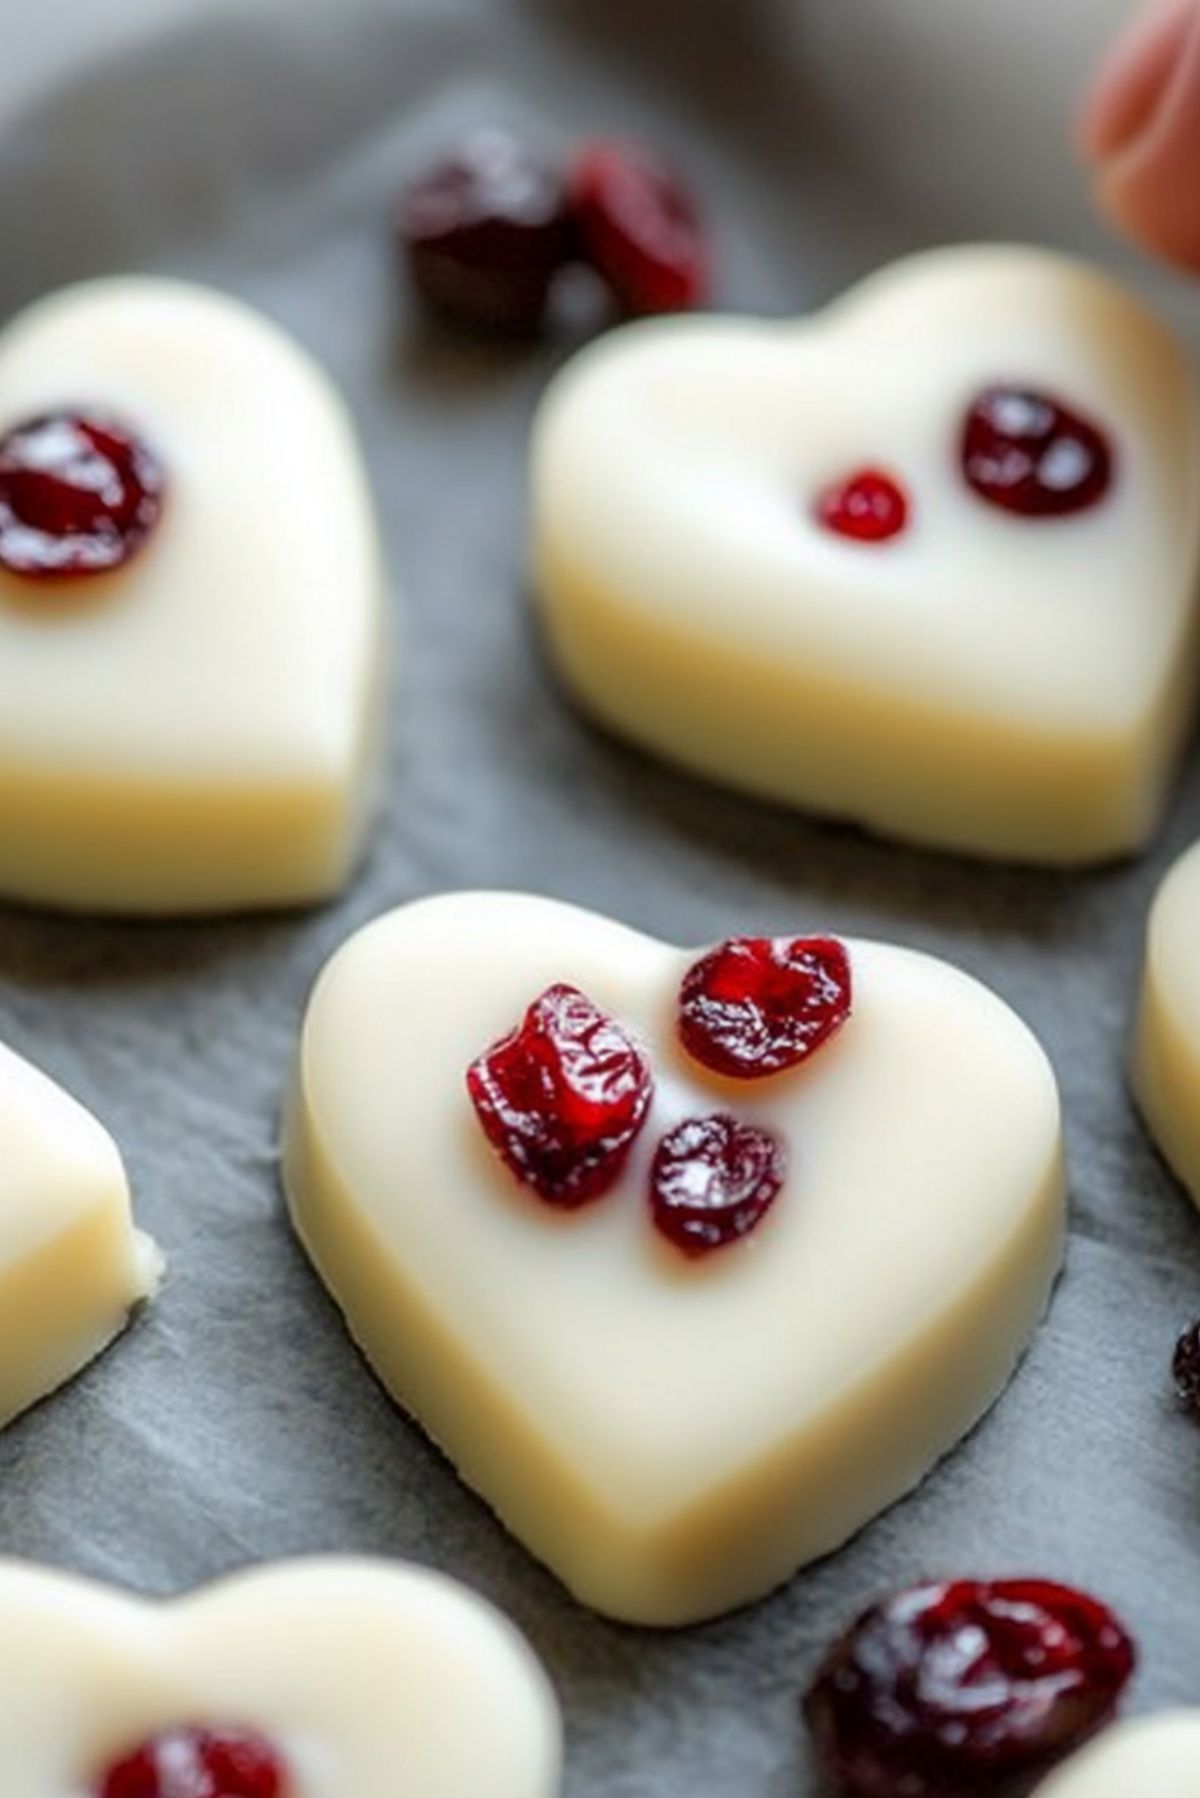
xmin=0 ymin=277 xmax=387 ymax=913
xmin=532 ymin=246 xmax=1200 ymax=864
xmin=0 ymin=1557 xmax=560 ymax=1796
xmin=284 ymin=892 xmax=1064 ymax=1626
xmin=1034 ymin=1714 xmax=1200 ymax=1795
xmin=1133 ymin=836 xmax=1200 ymax=1201
xmin=0 ymin=1038 xmax=157 ymax=1426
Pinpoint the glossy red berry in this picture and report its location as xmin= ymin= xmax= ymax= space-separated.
xmin=961 ymin=385 xmax=1113 ymax=517
xmin=679 ymin=936 xmax=851 ymax=1080
xmin=803 ymin=1578 xmax=1136 ymax=1797
xmin=650 ymin=1113 xmax=785 ymax=1255
xmin=468 ymin=983 xmax=653 ymax=1205
xmin=400 ymin=132 xmax=576 ymax=336
xmin=0 ymin=410 xmax=164 ymax=580
xmin=97 ymin=1725 xmax=288 ymax=1798
xmin=817 ymin=467 xmax=909 ymax=543
xmin=567 ymin=139 xmax=708 ymax=315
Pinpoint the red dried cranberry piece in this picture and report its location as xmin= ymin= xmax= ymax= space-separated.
xmin=817 ymin=467 xmax=909 ymax=543
xmin=468 ymin=983 xmax=653 ymax=1205
xmin=97 ymin=1725 xmax=288 ymax=1798
xmin=961 ymin=385 xmax=1113 ymax=517
xmin=1173 ymin=1318 xmax=1200 ymax=1415
xmin=567 ymin=139 xmax=708 ymax=316
xmin=679 ymin=936 xmax=851 ymax=1080
xmin=0 ymin=410 xmax=164 ymax=580
xmin=650 ymin=1112 xmax=785 ymax=1255
xmin=803 ymin=1578 xmax=1136 ymax=1798
xmin=399 ymin=131 xmax=576 ymax=336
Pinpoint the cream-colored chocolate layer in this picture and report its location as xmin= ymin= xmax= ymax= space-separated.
xmin=0 ymin=1558 xmax=560 ymax=1796
xmin=0 ymin=277 xmax=388 ymax=913
xmin=1034 ymin=1714 xmax=1200 ymax=1795
xmin=533 ymin=246 xmax=1200 ymax=863
xmin=284 ymin=891 xmax=1064 ymax=1625
xmin=0 ymin=1039 xmax=157 ymax=1425
xmin=1133 ymin=836 xmax=1200 ymax=1202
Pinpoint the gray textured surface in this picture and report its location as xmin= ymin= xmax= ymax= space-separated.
xmin=0 ymin=2 xmax=1198 ymax=1792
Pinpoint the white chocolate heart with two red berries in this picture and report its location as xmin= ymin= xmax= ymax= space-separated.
xmin=284 ymin=892 xmax=1064 ymax=1626
xmin=0 ymin=1557 xmax=559 ymax=1797
xmin=1033 ymin=1714 xmax=1200 ymax=1795
xmin=0 ymin=277 xmax=387 ymax=914
xmin=533 ymin=245 xmax=1200 ymax=864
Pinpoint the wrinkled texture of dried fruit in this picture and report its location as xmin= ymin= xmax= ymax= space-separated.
xmin=0 ymin=410 xmax=165 ymax=579
xmin=568 ymin=139 xmax=708 ymax=315
xmin=97 ymin=1725 xmax=288 ymax=1798
xmin=817 ymin=467 xmax=910 ymax=542
xmin=803 ymin=1578 xmax=1136 ymax=1797
xmin=679 ymin=936 xmax=852 ymax=1079
xmin=468 ymin=982 xmax=653 ymax=1205
xmin=1173 ymin=1318 xmax=1200 ymax=1415
xmin=961 ymin=385 xmax=1113 ymax=517
xmin=400 ymin=131 xmax=576 ymax=335
xmin=650 ymin=1112 xmax=786 ymax=1255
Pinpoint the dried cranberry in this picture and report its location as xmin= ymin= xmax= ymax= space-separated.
xmin=0 ymin=410 xmax=164 ymax=580
xmin=679 ymin=936 xmax=851 ymax=1080
xmin=961 ymin=385 xmax=1113 ymax=517
xmin=567 ymin=139 xmax=708 ymax=315
xmin=817 ymin=468 xmax=909 ymax=543
xmin=468 ymin=983 xmax=653 ymax=1205
xmin=1173 ymin=1319 xmax=1200 ymax=1416
xmin=97 ymin=1725 xmax=288 ymax=1798
xmin=650 ymin=1113 xmax=785 ymax=1255
xmin=804 ymin=1578 xmax=1136 ymax=1797
xmin=400 ymin=132 xmax=576 ymax=336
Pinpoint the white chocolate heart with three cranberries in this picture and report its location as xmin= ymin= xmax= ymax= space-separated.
xmin=0 ymin=277 xmax=387 ymax=913
xmin=283 ymin=892 xmax=1064 ymax=1626
xmin=532 ymin=245 xmax=1200 ymax=865
xmin=1033 ymin=1714 xmax=1200 ymax=1795
xmin=0 ymin=1557 xmax=559 ymax=1796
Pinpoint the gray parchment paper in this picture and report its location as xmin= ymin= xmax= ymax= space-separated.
xmin=0 ymin=2 xmax=1198 ymax=1792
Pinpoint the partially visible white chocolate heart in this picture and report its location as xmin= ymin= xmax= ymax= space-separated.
xmin=1034 ymin=1714 xmax=1200 ymax=1795
xmin=1133 ymin=836 xmax=1200 ymax=1203
xmin=0 ymin=1036 xmax=157 ymax=1426
xmin=532 ymin=245 xmax=1200 ymax=863
xmin=0 ymin=277 xmax=387 ymax=913
xmin=0 ymin=1557 xmax=560 ymax=1796
xmin=284 ymin=891 xmax=1064 ymax=1625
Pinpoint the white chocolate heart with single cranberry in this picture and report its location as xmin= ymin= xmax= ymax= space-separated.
xmin=0 ymin=1036 xmax=157 ymax=1428
xmin=0 ymin=277 xmax=387 ymax=913
xmin=1132 ymin=835 xmax=1200 ymax=1202
xmin=283 ymin=891 xmax=1064 ymax=1626
xmin=1034 ymin=1714 xmax=1200 ymax=1795
xmin=532 ymin=244 xmax=1200 ymax=864
xmin=0 ymin=1557 xmax=559 ymax=1797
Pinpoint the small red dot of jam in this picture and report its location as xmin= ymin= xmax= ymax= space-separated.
xmin=961 ymin=385 xmax=1114 ymax=517
xmin=399 ymin=131 xmax=576 ymax=337
xmin=96 ymin=1725 xmax=288 ymax=1798
xmin=650 ymin=1112 xmax=785 ymax=1255
xmin=803 ymin=1578 xmax=1136 ymax=1798
xmin=468 ymin=982 xmax=653 ymax=1206
xmin=816 ymin=468 xmax=909 ymax=543
xmin=567 ymin=139 xmax=709 ymax=316
xmin=679 ymin=936 xmax=852 ymax=1080
xmin=0 ymin=410 xmax=164 ymax=580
